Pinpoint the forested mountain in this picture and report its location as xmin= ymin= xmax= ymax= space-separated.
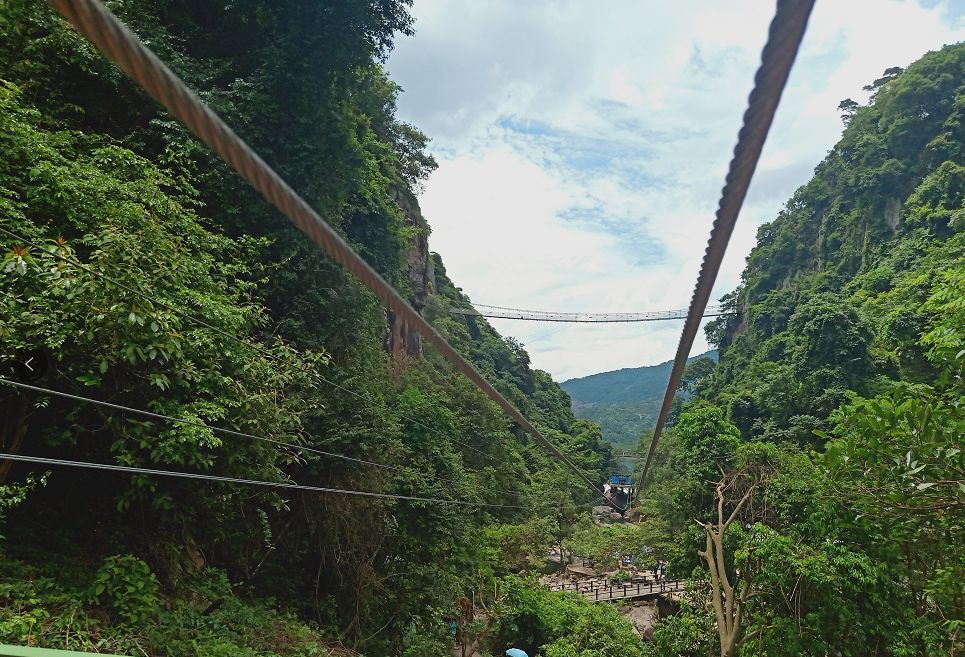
xmin=0 ymin=2 xmax=618 ymax=655
xmin=703 ymin=44 xmax=964 ymax=443
xmin=639 ymin=43 xmax=964 ymax=657
xmin=562 ymin=350 xmax=717 ymax=449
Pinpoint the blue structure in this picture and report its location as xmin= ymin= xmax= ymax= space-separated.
xmin=609 ymin=474 xmax=631 ymax=486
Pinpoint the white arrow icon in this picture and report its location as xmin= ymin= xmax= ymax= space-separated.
xmin=23 ymin=357 xmax=34 ymax=372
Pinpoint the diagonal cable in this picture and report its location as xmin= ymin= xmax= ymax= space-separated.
xmin=42 ymin=0 xmax=607 ymax=499
xmin=0 ymin=225 xmax=514 ymax=465
xmin=0 ymin=377 xmax=544 ymax=501
xmin=640 ymin=0 xmax=815 ymax=483
xmin=0 ymin=453 xmax=538 ymax=509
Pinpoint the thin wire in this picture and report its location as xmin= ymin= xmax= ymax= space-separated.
xmin=0 ymin=225 xmax=504 ymax=464
xmin=43 ymin=0 xmax=607 ymax=500
xmin=0 ymin=453 xmax=538 ymax=509
xmin=0 ymin=377 xmax=549 ymax=501
xmin=0 ymin=233 xmax=592 ymax=505
xmin=640 ymin=0 xmax=815 ymax=484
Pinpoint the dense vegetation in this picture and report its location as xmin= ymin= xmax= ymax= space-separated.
xmin=0 ymin=2 xmax=615 ymax=655
xmin=638 ymin=44 xmax=964 ymax=656
xmin=562 ymin=351 xmax=716 ymax=449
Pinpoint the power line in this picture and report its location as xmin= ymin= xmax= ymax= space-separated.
xmin=640 ymin=0 xmax=815 ymax=484
xmin=0 ymin=377 xmax=551 ymax=502
xmin=451 ymin=304 xmax=728 ymax=323
xmin=43 ymin=0 xmax=608 ymax=501
xmin=0 ymin=230 xmax=606 ymax=506
xmin=0 ymin=452 xmax=541 ymax=509
xmin=0 ymin=377 xmax=389 ymax=468
xmin=0 ymin=226 xmax=516 ymax=466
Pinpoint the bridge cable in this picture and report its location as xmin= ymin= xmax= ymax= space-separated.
xmin=42 ymin=0 xmax=608 ymax=500
xmin=451 ymin=304 xmax=727 ymax=323
xmin=0 ymin=453 xmax=547 ymax=509
xmin=0 ymin=377 xmax=548 ymax=502
xmin=640 ymin=0 xmax=815 ymax=484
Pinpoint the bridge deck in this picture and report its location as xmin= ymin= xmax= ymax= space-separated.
xmin=551 ymin=578 xmax=684 ymax=602
xmin=451 ymin=305 xmax=726 ymax=323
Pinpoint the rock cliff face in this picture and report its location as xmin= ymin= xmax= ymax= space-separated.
xmin=386 ymin=185 xmax=431 ymax=357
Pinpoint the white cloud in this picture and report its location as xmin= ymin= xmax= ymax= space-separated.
xmin=388 ymin=0 xmax=965 ymax=381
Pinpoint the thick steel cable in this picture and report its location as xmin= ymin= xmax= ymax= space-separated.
xmin=0 ymin=225 xmax=507 ymax=464
xmin=0 ymin=377 xmax=545 ymax=501
xmin=0 ymin=453 xmax=539 ymax=509
xmin=640 ymin=0 xmax=815 ymax=483
xmin=44 ymin=0 xmax=606 ymax=500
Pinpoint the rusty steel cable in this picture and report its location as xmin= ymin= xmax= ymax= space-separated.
xmin=44 ymin=0 xmax=607 ymax=499
xmin=640 ymin=0 xmax=815 ymax=483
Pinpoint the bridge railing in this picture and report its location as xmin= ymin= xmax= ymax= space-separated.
xmin=550 ymin=578 xmax=684 ymax=601
xmin=450 ymin=306 xmax=727 ymax=323
xmin=0 ymin=645 xmax=131 ymax=656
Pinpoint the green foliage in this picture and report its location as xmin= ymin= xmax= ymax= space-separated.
xmin=680 ymin=356 xmax=717 ymax=396
xmin=0 ymin=472 xmax=45 ymax=540
xmin=1 ymin=0 xmax=960 ymax=654
xmin=824 ymin=382 xmax=964 ymax=518
xmin=89 ymin=555 xmax=160 ymax=626
xmin=647 ymin=600 xmax=716 ymax=657
xmin=569 ymin=521 xmax=671 ymax=570
xmin=485 ymin=517 xmax=558 ymax=573
xmin=919 ymin=261 xmax=965 ymax=373
xmin=493 ymin=576 xmax=646 ymax=657
xmin=0 ymin=559 xmax=353 ymax=656
xmin=0 ymin=0 xmax=616 ymax=654
xmin=645 ymin=49 xmax=965 ymax=656
xmin=706 ymin=45 xmax=965 ymax=443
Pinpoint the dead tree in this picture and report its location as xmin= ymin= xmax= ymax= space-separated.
xmin=696 ymin=465 xmax=770 ymax=657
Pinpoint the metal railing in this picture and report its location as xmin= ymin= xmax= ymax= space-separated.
xmin=551 ymin=578 xmax=684 ymax=602
xmin=451 ymin=305 xmax=727 ymax=323
xmin=0 ymin=645 xmax=130 ymax=657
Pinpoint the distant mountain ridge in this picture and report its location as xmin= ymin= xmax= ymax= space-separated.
xmin=561 ymin=350 xmax=717 ymax=448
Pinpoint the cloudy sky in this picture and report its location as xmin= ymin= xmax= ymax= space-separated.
xmin=386 ymin=0 xmax=964 ymax=382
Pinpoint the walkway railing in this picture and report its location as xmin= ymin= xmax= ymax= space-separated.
xmin=551 ymin=578 xmax=684 ymax=602
xmin=0 ymin=645 xmax=130 ymax=656
xmin=451 ymin=305 xmax=727 ymax=323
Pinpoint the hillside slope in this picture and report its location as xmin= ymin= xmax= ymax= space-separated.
xmin=639 ymin=44 xmax=964 ymax=656
xmin=561 ymin=350 xmax=716 ymax=449
xmin=0 ymin=3 xmax=617 ymax=656
xmin=704 ymin=43 xmax=964 ymax=442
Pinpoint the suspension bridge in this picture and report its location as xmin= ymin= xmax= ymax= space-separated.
xmin=551 ymin=578 xmax=685 ymax=602
xmin=451 ymin=303 xmax=729 ymax=323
